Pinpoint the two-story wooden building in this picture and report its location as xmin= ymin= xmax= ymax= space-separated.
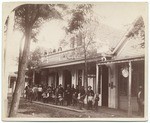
xmin=33 ymin=17 xmax=145 ymax=113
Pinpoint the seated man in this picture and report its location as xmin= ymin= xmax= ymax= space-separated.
xmin=42 ymin=91 xmax=49 ymax=103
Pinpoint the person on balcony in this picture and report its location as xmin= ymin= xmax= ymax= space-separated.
xmin=58 ymin=47 xmax=62 ymax=52
xmin=53 ymin=49 xmax=56 ymax=53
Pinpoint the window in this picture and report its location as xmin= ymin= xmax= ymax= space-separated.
xmin=118 ymin=64 xmax=128 ymax=96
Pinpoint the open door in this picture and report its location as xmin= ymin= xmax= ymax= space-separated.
xmin=63 ymin=70 xmax=72 ymax=89
xmin=102 ymin=65 xmax=109 ymax=106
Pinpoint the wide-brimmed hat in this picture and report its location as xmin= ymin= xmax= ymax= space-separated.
xmin=88 ymin=86 xmax=92 ymax=89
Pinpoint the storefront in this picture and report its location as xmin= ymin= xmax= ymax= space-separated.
xmin=34 ymin=61 xmax=97 ymax=91
xmin=96 ymin=57 xmax=144 ymax=111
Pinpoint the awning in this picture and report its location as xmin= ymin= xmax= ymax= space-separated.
xmin=97 ymin=56 xmax=144 ymax=65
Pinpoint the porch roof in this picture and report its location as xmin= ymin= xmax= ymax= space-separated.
xmin=38 ymin=55 xmax=112 ymax=69
xmin=97 ymin=56 xmax=144 ymax=65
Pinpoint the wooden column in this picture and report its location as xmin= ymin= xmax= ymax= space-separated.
xmin=128 ymin=61 xmax=132 ymax=116
xmin=32 ymin=70 xmax=35 ymax=85
xmin=96 ymin=64 xmax=99 ymax=94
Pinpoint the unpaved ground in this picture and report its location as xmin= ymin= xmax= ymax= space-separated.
xmin=7 ymin=98 xmax=140 ymax=118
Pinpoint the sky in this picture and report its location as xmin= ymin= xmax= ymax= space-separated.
xmin=4 ymin=3 xmax=147 ymax=74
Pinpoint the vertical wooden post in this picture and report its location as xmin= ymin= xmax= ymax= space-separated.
xmin=32 ymin=70 xmax=35 ymax=85
xmin=96 ymin=64 xmax=99 ymax=94
xmin=128 ymin=61 xmax=132 ymax=116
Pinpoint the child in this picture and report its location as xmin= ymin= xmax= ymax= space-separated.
xmin=51 ymin=91 xmax=56 ymax=104
xmin=58 ymin=94 xmax=63 ymax=105
xmin=94 ymin=93 xmax=99 ymax=111
xmin=88 ymin=93 xmax=94 ymax=110
xmin=72 ymin=92 xmax=77 ymax=106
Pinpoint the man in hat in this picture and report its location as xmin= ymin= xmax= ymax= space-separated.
xmin=137 ymin=85 xmax=144 ymax=116
xmin=78 ymin=86 xmax=86 ymax=110
xmin=38 ymin=84 xmax=43 ymax=101
xmin=65 ymin=84 xmax=71 ymax=106
xmin=87 ymin=86 xmax=94 ymax=110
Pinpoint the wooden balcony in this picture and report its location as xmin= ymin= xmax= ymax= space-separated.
xmin=40 ymin=47 xmax=85 ymax=65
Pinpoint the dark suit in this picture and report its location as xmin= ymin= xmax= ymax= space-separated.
xmin=137 ymin=90 xmax=144 ymax=116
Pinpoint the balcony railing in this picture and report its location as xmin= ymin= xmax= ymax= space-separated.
xmin=40 ymin=47 xmax=85 ymax=65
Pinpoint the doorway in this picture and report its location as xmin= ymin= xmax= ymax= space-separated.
xmin=102 ymin=65 xmax=109 ymax=106
xmin=56 ymin=72 xmax=59 ymax=87
xmin=63 ymin=70 xmax=72 ymax=89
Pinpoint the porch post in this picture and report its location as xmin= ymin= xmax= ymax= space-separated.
xmin=96 ymin=64 xmax=99 ymax=93
xmin=32 ymin=70 xmax=35 ymax=85
xmin=128 ymin=61 xmax=132 ymax=116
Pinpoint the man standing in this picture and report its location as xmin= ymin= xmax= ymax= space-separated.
xmin=78 ymin=86 xmax=86 ymax=110
xmin=87 ymin=86 xmax=94 ymax=110
xmin=37 ymin=85 xmax=43 ymax=101
xmin=65 ymin=84 xmax=71 ymax=106
xmin=25 ymin=84 xmax=29 ymax=100
xmin=137 ymin=86 xmax=144 ymax=116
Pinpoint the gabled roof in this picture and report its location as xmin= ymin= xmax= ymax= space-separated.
xmin=96 ymin=23 xmax=125 ymax=51
xmin=112 ymin=16 xmax=145 ymax=59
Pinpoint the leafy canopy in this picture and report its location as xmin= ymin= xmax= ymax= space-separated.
xmin=14 ymin=4 xmax=67 ymax=42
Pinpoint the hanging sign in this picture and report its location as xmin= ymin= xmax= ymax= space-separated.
xmin=122 ymin=68 xmax=129 ymax=78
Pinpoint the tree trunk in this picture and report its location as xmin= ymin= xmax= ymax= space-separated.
xmin=19 ymin=35 xmax=24 ymax=63
xmin=8 ymin=25 xmax=31 ymax=117
xmin=84 ymin=55 xmax=88 ymax=92
xmin=83 ymin=38 xmax=88 ymax=93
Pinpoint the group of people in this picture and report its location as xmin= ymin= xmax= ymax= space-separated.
xmin=25 ymin=83 xmax=144 ymax=115
xmin=25 ymin=83 xmax=99 ymax=111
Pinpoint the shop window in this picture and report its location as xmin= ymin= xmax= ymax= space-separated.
xmin=118 ymin=61 xmax=144 ymax=97
xmin=118 ymin=65 xmax=128 ymax=96
xmin=131 ymin=61 xmax=144 ymax=97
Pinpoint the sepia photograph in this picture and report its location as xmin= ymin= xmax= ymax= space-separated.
xmin=2 ymin=2 xmax=148 ymax=121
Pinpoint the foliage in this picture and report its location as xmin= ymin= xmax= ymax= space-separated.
xmin=9 ymin=4 xmax=67 ymax=117
xmin=14 ymin=4 xmax=66 ymax=42
xmin=126 ymin=16 xmax=145 ymax=48
xmin=67 ymin=4 xmax=93 ymax=33
xmin=27 ymin=47 xmax=43 ymax=69
xmin=61 ymin=4 xmax=100 ymax=59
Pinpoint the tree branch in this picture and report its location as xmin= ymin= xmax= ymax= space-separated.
xmin=31 ymin=5 xmax=40 ymax=26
